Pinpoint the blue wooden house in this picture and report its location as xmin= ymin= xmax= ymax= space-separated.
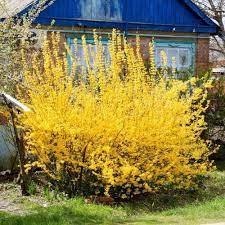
xmin=0 ymin=0 xmax=218 ymax=71
xmin=3 ymin=0 xmax=220 ymax=72
xmin=23 ymin=0 xmax=218 ymax=73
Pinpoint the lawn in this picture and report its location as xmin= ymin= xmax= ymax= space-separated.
xmin=1 ymin=197 xmax=225 ymax=225
xmin=1 ymin=172 xmax=225 ymax=225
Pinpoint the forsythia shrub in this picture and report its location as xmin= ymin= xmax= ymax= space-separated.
xmin=18 ymin=31 xmax=214 ymax=198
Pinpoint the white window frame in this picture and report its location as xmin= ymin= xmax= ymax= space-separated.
xmin=155 ymin=40 xmax=196 ymax=72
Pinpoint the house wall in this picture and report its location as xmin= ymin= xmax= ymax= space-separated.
xmin=45 ymin=26 xmax=210 ymax=74
xmin=31 ymin=25 xmax=212 ymax=73
xmin=128 ymin=31 xmax=210 ymax=73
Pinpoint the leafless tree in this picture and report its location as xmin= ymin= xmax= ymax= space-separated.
xmin=194 ymin=0 xmax=225 ymax=60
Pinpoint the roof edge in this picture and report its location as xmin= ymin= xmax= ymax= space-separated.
xmin=183 ymin=0 xmax=219 ymax=33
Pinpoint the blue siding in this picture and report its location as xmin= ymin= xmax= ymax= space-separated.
xmin=28 ymin=0 xmax=218 ymax=34
xmin=36 ymin=0 xmax=123 ymax=21
xmin=126 ymin=0 xmax=205 ymax=25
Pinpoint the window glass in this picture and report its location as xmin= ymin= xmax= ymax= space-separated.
xmin=155 ymin=46 xmax=192 ymax=71
xmin=156 ymin=48 xmax=164 ymax=67
xmin=179 ymin=49 xmax=189 ymax=68
xmin=68 ymin=37 xmax=110 ymax=72
xmin=168 ymin=49 xmax=178 ymax=68
xmin=80 ymin=0 xmax=122 ymax=21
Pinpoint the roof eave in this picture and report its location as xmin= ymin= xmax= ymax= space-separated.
xmin=33 ymin=17 xmax=219 ymax=34
xmin=183 ymin=0 xmax=220 ymax=30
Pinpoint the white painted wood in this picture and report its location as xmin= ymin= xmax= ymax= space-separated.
xmin=1 ymin=93 xmax=31 ymax=112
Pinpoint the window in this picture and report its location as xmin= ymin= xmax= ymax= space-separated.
xmin=67 ymin=37 xmax=110 ymax=73
xmin=80 ymin=0 xmax=122 ymax=21
xmin=155 ymin=41 xmax=195 ymax=72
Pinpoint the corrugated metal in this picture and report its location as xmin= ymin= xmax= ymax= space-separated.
xmin=126 ymin=0 xmax=205 ymax=25
xmin=34 ymin=0 xmax=123 ymax=21
xmin=0 ymin=126 xmax=17 ymax=171
xmin=8 ymin=0 xmax=219 ymax=34
xmin=32 ymin=0 xmax=218 ymax=34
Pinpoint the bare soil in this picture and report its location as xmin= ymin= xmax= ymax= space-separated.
xmin=0 ymin=180 xmax=49 ymax=215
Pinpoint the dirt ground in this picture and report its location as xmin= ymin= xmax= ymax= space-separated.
xmin=0 ymin=180 xmax=49 ymax=215
xmin=0 ymin=182 xmax=21 ymax=214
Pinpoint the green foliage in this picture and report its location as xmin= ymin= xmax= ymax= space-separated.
xmin=27 ymin=181 xmax=37 ymax=196
xmin=43 ymin=185 xmax=68 ymax=202
xmin=203 ymin=75 xmax=225 ymax=163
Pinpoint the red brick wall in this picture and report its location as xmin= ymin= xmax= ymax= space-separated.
xmin=196 ymin=38 xmax=210 ymax=74
xmin=128 ymin=37 xmax=152 ymax=60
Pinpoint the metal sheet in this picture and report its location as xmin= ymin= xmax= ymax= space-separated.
xmin=0 ymin=125 xmax=17 ymax=171
xmin=32 ymin=0 xmax=217 ymax=34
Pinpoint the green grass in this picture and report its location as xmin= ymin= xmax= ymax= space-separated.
xmin=2 ymin=172 xmax=225 ymax=225
xmin=126 ymin=197 xmax=225 ymax=225
xmin=2 ymin=197 xmax=225 ymax=225
xmin=0 ymin=198 xmax=126 ymax=225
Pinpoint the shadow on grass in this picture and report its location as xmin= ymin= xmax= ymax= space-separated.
xmin=123 ymin=192 xmax=196 ymax=213
xmin=122 ymin=171 xmax=225 ymax=214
